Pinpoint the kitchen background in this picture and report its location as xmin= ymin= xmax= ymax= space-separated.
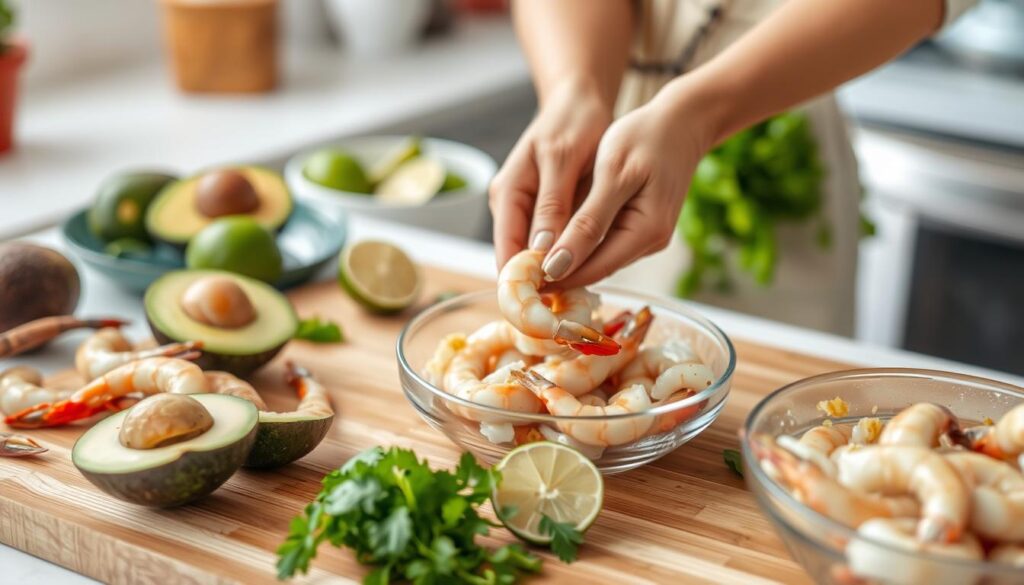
xmin=1 ymin=0 xmax=1022 ymax=374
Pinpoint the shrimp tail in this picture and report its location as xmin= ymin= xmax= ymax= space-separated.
xmin=5 ymin=399 xmax=102 ymax=429
xmin=83 ymin=318 xmax=130 ymax=329
xmin=285 ymin=361 xmax=314 ymax=399
xmin=601 ymin=311 xmax=633 ymax=337
xmin=510 ymin=368 xmax=552 ymax=394
xmin=0 ymin=432 xmax=48 ymax=457
xmin=554 ymin=320 xmax=620 ymax=356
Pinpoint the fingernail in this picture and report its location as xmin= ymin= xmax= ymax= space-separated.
xmin=530 ymin=230 xmax=554 ymax=252
xmin=542 ymin=249 xmax=572 ymax=281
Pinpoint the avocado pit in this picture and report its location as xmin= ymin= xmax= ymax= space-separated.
xmin=195 ymin=169 xmax=260 ymax=218
xmin=180 ymin=275 xmax=257 ymax=329
xmin=118 ymin=394 xmax=214 ymax=450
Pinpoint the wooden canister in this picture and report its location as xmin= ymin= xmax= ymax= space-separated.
xmin=162 ymin=0 xmax=278 ymax=93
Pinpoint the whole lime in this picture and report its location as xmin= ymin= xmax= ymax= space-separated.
xmin=303 ymin=149 xmax=371 ymax=193
xmin=185 ymin=217 xmax=283 ymax=283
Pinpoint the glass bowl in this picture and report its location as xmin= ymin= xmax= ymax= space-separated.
xmin=396 ymin=287 xmax=736 ymax=474
xmin=742 ymin=368 xmax=1024 ymax=585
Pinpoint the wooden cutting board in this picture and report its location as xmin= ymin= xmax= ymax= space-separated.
xmin=0 ymin=265 xmax=854 ymax=585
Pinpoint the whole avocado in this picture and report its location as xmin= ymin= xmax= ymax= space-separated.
xmin=88 ymin=171 xmax=177 ymax=242
xmin=0 ymin=242 xmax=81 ymax=332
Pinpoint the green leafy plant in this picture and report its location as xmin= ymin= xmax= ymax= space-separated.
xmin=0 ymin=0 xmax=13 ymax=49
xmin=677 ymin=112 xmax=872 ymax=297
xmin=294 ymin=316 xmax=344 ymax=343
xmin=538 ymin=515 xmax=583 ymax=563
xmin=723 ymin=449 xmax=743 ymax=478
xmin=277 ymin=446 xmax=542 ymax=584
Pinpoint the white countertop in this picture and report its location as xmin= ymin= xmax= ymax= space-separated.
xmin=4 ymin=214 xmax=1024 ymax=583
xmin=0 ymin=16 xmax=528 ymax=240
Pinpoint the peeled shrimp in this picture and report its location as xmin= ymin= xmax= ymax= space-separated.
xmin=531 ymin=307 xmax=653 ymax=396
xmin=750 ymin=434 xmax=920 ymax=528
xmin=878 ymin=402 xmax=961 ymax=448
xmin=497 ymin=250 xmax=618 ymax=356
xmin=75 ymin=327 xmax=202 ymax=381
xmin=846 ymin=518 xmax=983 ymax=585
xmin=0 ymin=315 xmax=128 ymax=358
xmin=511 ymin=288 xmax=600 ymax=357
xmin=279 ymin=362 xmax=334 ymax=420
xmin=777 ymin=424 xmax=852 ymax=477
xmin=944 ymin=451 xmax=1024 ymax=542
xmin=6 ymin=357 xmax=209 ymax=428
xmin=834 ymin=445 xmax=968 ymax=542
xmin=206 ymin=371 xmax=268 ymax=410
xmin=965 ymin=403 xmax=1024 ymax=463
xmin=512 ymin=369 xmax=653 ymax=447
xmin=442 ymin=321 xmax=542 ymax=420
xmin=424 ymin=333 xmax=467 ymax=387
xmin=990 ymin=544 xmax=1024 ymax=567
xmin=649 ymin=389 xmax=704 ymax=436
xmin=0 ymin=366 xmax=70 ymax=416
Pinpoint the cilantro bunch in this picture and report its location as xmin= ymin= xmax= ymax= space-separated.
xmin=276 ymin=447 xmax=542 ymax=584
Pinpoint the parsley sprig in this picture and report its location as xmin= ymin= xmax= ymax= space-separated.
xmin=276 ymin=447 xmax=542 ymax=584
xmin=294 ymin=317 xmax=344 ymax=343
xmin=538 ymin=515 xmax=583 ymax=563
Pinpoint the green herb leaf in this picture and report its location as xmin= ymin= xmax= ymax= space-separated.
xmin=723 ymin=449 xmax=744 ymax=478
xmin=295 ymin=316 xmax=344 ymax=343
xmin=538 ymin=515 xmax=584 ymax=564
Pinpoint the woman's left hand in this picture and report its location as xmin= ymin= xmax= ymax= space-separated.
xmin=542 ymin=87 xmax=714 ymax=289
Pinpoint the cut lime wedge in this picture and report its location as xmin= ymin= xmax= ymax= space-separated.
xmin=337 ymin=240 xmax=421 ymax=314
xmin=374 ymin=157 xmax=446 ymax=205
xmin=368 ymin=137 xmax=422 ymax=186
xmin=493 ymin=442 xmax=604 ymax=545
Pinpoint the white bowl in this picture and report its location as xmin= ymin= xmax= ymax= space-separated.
xmin=285 ymin=136 xmax=496 ymax=239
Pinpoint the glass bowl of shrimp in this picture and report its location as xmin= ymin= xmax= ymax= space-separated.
xmin=742 ymin=368 xmax=1024 ymax=585
xmin=396 ymin=286 xmax=736 ymax=474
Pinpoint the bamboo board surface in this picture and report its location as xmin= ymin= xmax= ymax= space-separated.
xmin=0 ymin=265 xmax=856 ymax=585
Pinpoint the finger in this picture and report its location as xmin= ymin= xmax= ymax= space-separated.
xmin=554 ymin=202 xmax=661 ymax=289
xmin=490 ymin=146 xmax=538 ymax=269
xmin=541 ymin=157 xmax=646 ymax=282
xmin=529 ymin=144 xmax=589 ymax=252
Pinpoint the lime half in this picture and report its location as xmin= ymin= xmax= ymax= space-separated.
xmin=368 ymin=137 xmax=422 ymax=186
xmin=374 ymin=157 xmax=446 ymax=205
xmin=493 ymin=442 xmax=604 ymax=544
xmin=338 ymin=240 xmax=421 ymax=314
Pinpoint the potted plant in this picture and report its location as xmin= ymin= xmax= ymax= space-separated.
xmin=0 ymin=0 xmax=27 ymax=154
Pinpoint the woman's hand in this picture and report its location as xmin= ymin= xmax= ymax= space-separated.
xmin=538 ymin=86 xmax=714 ymax=289
xmin=489 ymin=79 xmax=613 ymax=268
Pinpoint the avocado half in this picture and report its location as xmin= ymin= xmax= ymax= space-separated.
xmin=89 ymin=172 xmax=177 ymax=242
xmin=247 ymin=410 xmax=335 ymax=469
xmin=72 ymin=394 xmax=258 ymax=507
xmin=145 ymin=269 xmax=298 ymax=376
xmin=145 ymin=166 xmax=293 ymax=246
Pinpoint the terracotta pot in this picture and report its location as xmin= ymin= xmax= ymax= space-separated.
xmin=0 ymin=40 xmax=28 ymax=155
xmin=161 ymin=0 xmax=278 ymax=94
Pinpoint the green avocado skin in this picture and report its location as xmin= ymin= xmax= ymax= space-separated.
xmin=76 ymin=424 xmax=257 ymax=508
xmin=88 ymin=172 xmax=177 ymax=242
xmin=245 ymin=415 xmax=334 ymax=469
xmin=148 ymin=318 xmax=287 ymax=377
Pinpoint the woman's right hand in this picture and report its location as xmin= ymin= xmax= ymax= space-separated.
xmin=489 ymin=79 xmax=613 ymax=268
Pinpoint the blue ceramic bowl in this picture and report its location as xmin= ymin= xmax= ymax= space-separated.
xmin=62 ymin=203 xmax=346 ymax=293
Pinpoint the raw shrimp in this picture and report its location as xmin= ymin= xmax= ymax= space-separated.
xmin=944 ymin=451 xmax=1024 ymax=542
xmin=878 ymin=402 xmax=961 ymax=448
xmin=846 ymin=518 xmax=983 ymax=585
xmin=497 ymin=250 xmax=619 ymax=356
xmin=0 ymin=366 xmax=70 ymax=416
xmin=0 ymin=315 xmax=128 ymax=358
xmin=511 ymin=288 xmax=601 ymax=357
xmin=0 ymin=431 xmax=48 ymax=457
xmin=206 ymin=371 xmax=268 ymax=410
xmin=777 ymin=424 xmax=851 ymax=476
xmin=834 ymin=445 xmax=968 ymax=542
xmin=964 ymin=403 xmax=1024 ymax=463
xmin=442 ymin=321 xmax=542 ymax=419
xmin=511 ymin=369 xmax=653 ymax=447
xmin=75 ymin=327 xmax=202 ymax=381
xmin=6 ymin=357 xmax=208 ymax=428
xmin=530 ymin=307 xmax=653 ymax=396
xmin=750 ymin=434 xmax=920 ymax=528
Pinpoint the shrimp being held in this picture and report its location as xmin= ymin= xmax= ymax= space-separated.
xmin=497 ymin=250 xmax=619 ymax=356
xmin=878 ymin=402 xmax=961 ymax=448
xmin=531 ymin=307 xmax=653 ymax=396
xmin=75 ymin=327 xmax=202 ymax=381
xmin=0 ymin=315 xmax=128 ymax=358
xmin=512 ymin=369 xmax=653 ymax=447
xmin=510 ymin=288 xmax=601 ymax=357
xmin=6 ymin=356 xmax=208 ymax=428
xmin=0 ymin=366 xmax=70 ymax=416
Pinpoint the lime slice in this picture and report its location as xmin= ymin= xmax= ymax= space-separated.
xmin=493 ymin=442 xmax=604 ymax=544
xmin=337 ymin=240 xmax=421 ymax=314
xmin=373 ymin=157 xmax=446 ymax=205
xmin=440 ymin=171 xmax=467 ymax=193
xmin=368 ymin=137 xmax=422 ymax=186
